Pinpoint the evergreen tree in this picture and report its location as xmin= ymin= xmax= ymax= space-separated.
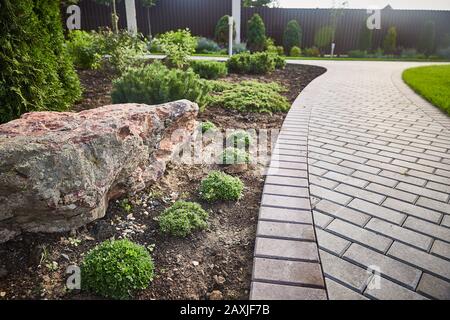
xmin=383 ymin=26 xmax=397 ymax=54
xmin=247 ymin=14 xmax=267 ymax=52
xmin=283 ymin=20 xmax=302 ymax=54
xmin=215 ymin=15 xmax=236 ymax=46
xmin=358 ymin=22 xmax=373 ymax=51
xmin=418 ymin=20 xmax=436 ymax=57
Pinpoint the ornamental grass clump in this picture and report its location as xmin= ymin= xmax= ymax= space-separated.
xmin=200 ymin=171 xmax=244 ymax=202
xmin=81 ymin=239 xmax=154 ymax=299
xmin=220 ymin=147 xmax=251 ymax=165
xmin=158 ymin=201 xmax=208 ymax=237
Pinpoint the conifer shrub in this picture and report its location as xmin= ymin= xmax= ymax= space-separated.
xmin=190 ymin=60 xmax=228 ymax=79
xmin=158 ymin=201 xmax=209 ymax=237
xmin=283 ymin=20 xmax=302 ymax=54
xmin=199 ymin=171 xmax=244 ymax=202
xmin=247 ymin=14 xmax=267 ymax=52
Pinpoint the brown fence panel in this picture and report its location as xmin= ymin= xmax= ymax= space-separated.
xmin=64 ymin=1 xmax=450 ymax=54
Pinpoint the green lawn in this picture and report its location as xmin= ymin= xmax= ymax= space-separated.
xmin=403 ymin=65 xmax=450 ymax=115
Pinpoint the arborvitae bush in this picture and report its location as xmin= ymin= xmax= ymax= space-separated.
xmin=0 ymin=0 xmax=81 ymax=123
xmin=153 ymin=29 xmax=197 ymax=69
xmin=81 ymin=239 xmax=154 ymax=299
xmin=358 ymin=23 xmax=373 ymax=52
xmin=314 ymin=25 xmax=334 ymax=53
xmin=383 ymin=26 xmax=397 ymax=55
xmin=419 ymin=21 xmax=436 ymax=57
xmin=283 ymin=20 xmax=302 ymax=54
xmin=111 ymin=61 xmax=211 ymax=110
xmin=215 ymin=15 xmax=236 ymax=46
xmin=227 ymin=130 xmax=252 ymax=148
xmin=247 ymin=14 xmax=267 ymax=52
xmin=159 ymin=201 xmax=208 ymax=237
xmin=220 ymin=147 xmax=251 ymax=165
xmin=190 ymin=60 xmax=228 ymax=79
xmin=200 ymin=171 xmax=244 ymax=202
xmin=290 ymin=46 xmax=302 ymax=57
xmin=66 ymin=30 xmax=102 ymax=69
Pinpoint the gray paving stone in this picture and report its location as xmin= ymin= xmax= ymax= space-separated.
xmin=416 ymin=197 xmax=450 ymax=214
xmin=266 ymin=167 xmax=308 ymax=178
xmin=250 ymin=282 xmax=327 ymax=300
xmin=343 ymin=243 xmax=422 ymax=290
xmin=366 ymin=183 xmax=417 ymax=203
xmin=259 ymin=206 xmax=313 ymax=224
xmin=270 ymin=161 xmax=308 ymax=171
xmin=257 ymin=221 xmax=315 ymax=241
xmin=365 ymin=218 xmax=432 ymax=250
xmin=323 ymin=171 xmax=368 ymax=188
xmin=263 ymin=184 xmax=309 ymax=198
xmin=442 ymin=215 xmax=450 ymax=228
xmin=382 ymin=197 xmax=442 ymax=223
xmin=310 ymin=175 xmax=339 ymax=189
xmin=252 ymin=257 xmax=324 ymax=287
xmin=388 ymin=242 xmax=450 ymax=280
xmin=312 ymin=211 xmax=333 ymax=229
xmin=348 ymin=198 xmax=406 ymax=225
xmin=310 ymin=185 xmax=352 ymax=205
xmin=403 ymin=216 xmax=450 ymax=242
xmin=336 ymin=184 xmax=386 ymax=204
xmin=319 ymin=250 xmax=371 ymax=292
xmin=340 ymin=160 xmax=381 ymax=175
xmin=351 ymin=170 xmax=397 ymax=188
xmin=396 ymin=182 xmax=449 ymax=202
xmin=316 ymin=228 xmax=350 ymax=256
xmin=325 ymin=278 xmax=368 ymax=300
xmin=255 ymin=237 xmax=319 ymax=262
xmin=364 ymin=277 xmax=428 ymax=300
xmin=417 ymin=273 xmax=450 ymax=300
xmin=315 ymin=199 xmax=370 ymax=226
xmin=261 ymin=194 xmax=310 ymax=210
xmin=326 ymin=219 xmax=392 ymax=253
xmin=265 ymin=175 xmax=308 ymax=187
xmin=431 ymin=240 xmax=450 ymax=259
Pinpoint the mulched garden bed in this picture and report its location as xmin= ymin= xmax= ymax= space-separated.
xmin=0 ymin=63 xmax=325 ymax=300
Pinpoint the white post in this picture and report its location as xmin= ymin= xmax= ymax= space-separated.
xmin=125 ymin=0 xmax=138 ymax=34
xmin=232 ymin=0 xmax=241 ymax=44
xmin=228 ymin=16 xmax=234 ymax=57
xmin=331 ymin=42 xmax=336 ymax=58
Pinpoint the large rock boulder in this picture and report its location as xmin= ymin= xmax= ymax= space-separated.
xmin=0 ymin=100 xmax=198 ymax=243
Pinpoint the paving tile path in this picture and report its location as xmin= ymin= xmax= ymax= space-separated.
xmin=250 ymin=61 xmax=450 ymax=300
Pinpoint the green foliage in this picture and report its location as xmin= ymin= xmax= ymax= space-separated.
xmin=233 ymin=43 xmax=249 ymax=54
xmin=227 ymin=130 xmax=252 ymax=148
xmin=290 ymin=46 xmax=302 ymax=57
xmin=0 ymin=0 xmax=81 ymax=123
xmin=314 ymin=26 xmax=334 ymax=51
xmin=158 ymin=201 xmax=208 ymax=237
xmin=243 ymin=0 xmax=274 ymax=6
xmin=199 ymin=171 xmax=244 ymax=202
xmin=111 ymin=61 xmax=211 ymax=110
xmin=81 ymin=239 xmax=154 ymax=299
xmin=215 ymin=15 xmax=235 ymax=46
xmin=209 ymin=81 xmax=290 ymax=113
xmin=304 ymin=47 xmax=320 ymax=57
xmin=348 ymin=50 xmax=368 ymax=58
xmin=247 ymin=14 xmax=267 ymax=52
xmin=220 ymin=147 xmax=251 ymax=165
xmin=283 ymin=20 xmax=302 ymax=54
xmin=201 ymin=121 xmax=217 ymax=133
xmin=358 ymin=23 xmax=373 ymax=51
xmin=196 ymin=37 xmax=221 ymax=53
xmin=153 ymin=29 xmax=197 ymax=69
xmin=403 ymin=65 xmax=450 ymax=115
xmin=66 ymin=30 xmax=102 ymax=69
xmin=120 ymin=198 xmax=132 ymax=213
xmin=383 ymin=26 xmax=397 ymax=55
xmin=190 ymin=60 xmax=228 ymax=79
xmin=227 ymin=52 xmax=284 ymax=74
xmin=418 ymin=21 xmax=436 ymax=57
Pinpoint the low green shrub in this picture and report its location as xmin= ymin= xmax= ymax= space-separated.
xmin=81 ymin=239 xmax=154 ymax=299
xmin=348 ymin=50 xmax=368 ymax=58
xmin=190 ymin=60 xmax=228 ymax=79
xmin=209 ymin=81 xmax=290 ymax=113
xmin=201 ymin=121 xmax=217 ymax=133
xmin=111 ymin=61 xmax=211 ymax=110
xmin=227 ymin=130 xmax=252 ymax=148
xmin=228 ymin=52 xmax=282 ymax=74
xmin=153 ymin=29 xmax=197 ymax=69
xmin=220 ymin=147 xmax=251 ymax=165
xmin=200 ymin=171 xmax=244 ymax=202
xmin=273 ymin=54 xmax=287 ymax=69
xmin=159 ymin=201 xmax=208 ymax=237
xmin=290 ymin=46 xmax=302 ymax=57
xmin=304 ymin=47 xmax=320 ymax=57
xmin=66 ymin=30 xmax=102 ymax=69
xmin=196 ymin=37 xmax=221 ymax=53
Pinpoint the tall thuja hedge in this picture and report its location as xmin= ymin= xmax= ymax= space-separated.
xmin=383 ymin=26 xmax=397 ymax=55
xmin=0 ymin=0 xmax=81 ymax=123
xmin=283 ymin=20 xmax=302 ymax=54
xmin=247 ymin=14 xmax=267 ymax=52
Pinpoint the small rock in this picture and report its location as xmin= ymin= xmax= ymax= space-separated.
xmin=192 ymin=261 xmax=199 ymax=266
xmin=208 ymin=290 xmax=223 ymax=300
xmin=61 ymin=254 xmax=70 ymax=262
xmin=0 ymin=292 xmax=6 ymax=298
xmin=213 ymin=275 xmax=226 ymax=286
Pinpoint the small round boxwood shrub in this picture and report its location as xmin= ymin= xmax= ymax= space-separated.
xmin=220 ymin=147 xmax=251 ymax=165
xmin=227 ymin=130 xmax=252 ymax=148
xmin=201 ymin=121 xmax=217 ymax=133
xmin=290 ymin=46 xmax=302 ymax=57
xmin=111 ymin=61 xmax=210 ymax=110
xmin=190 ymin=60 xmax=228 ymax=79
xmin=200 ymin=171 xmax=244 ymax=202
xmin=159 ymin=201 xmax=208 ymax=237
xmin=81 ymin=239 xmax=154 ymax=299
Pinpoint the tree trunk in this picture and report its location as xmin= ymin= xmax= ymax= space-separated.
xmin=112 ymin=0 xmax=119 ymax=33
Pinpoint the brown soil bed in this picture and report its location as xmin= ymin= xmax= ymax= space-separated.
xmin=0 ymin=63 xmax=325 ymax=300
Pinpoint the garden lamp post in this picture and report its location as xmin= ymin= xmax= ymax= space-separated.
xmin=228 ymin=16 xmax=234 ymax=56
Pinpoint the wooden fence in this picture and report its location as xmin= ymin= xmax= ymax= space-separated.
xmin=66 ymin=0 xmax=450 ymax=54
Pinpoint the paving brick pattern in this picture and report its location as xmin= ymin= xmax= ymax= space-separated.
xmin=250 ymin=61 xmax=450 ymax=300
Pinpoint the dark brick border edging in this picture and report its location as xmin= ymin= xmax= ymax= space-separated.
xmin=249 ymin=95 xmax=327 ymax=300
